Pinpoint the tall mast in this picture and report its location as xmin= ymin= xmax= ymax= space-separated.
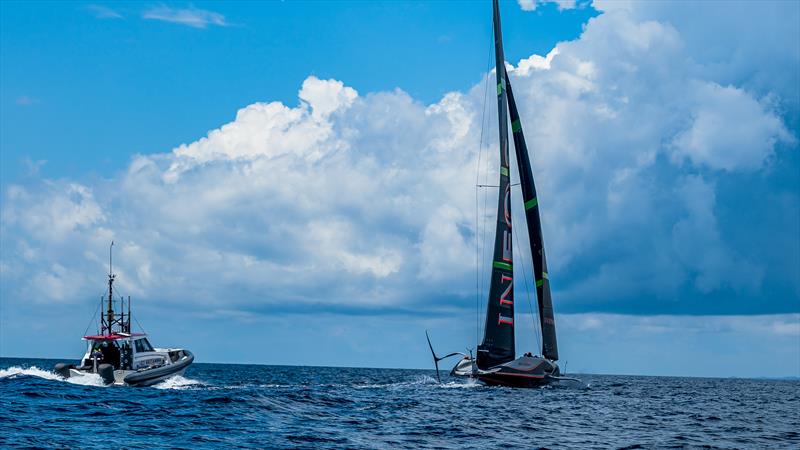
xmin=477 ymin=0 xmax=515 ymax=369
xmin=106 ymin=241 xmax=116 ymax=335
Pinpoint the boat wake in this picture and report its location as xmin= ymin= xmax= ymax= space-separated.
xmin=350 ymin=375 xmax=482 ymax=391
xmin=439 ymin=378 xmax=481 ymax=389
xmin=0 ymin=366 xmax=205 ymax=389
xmin=414 ymin=374 xmax=480 ymax=389
xmin=0 ymin=366 xmax=105 ymax=387
xmin=153 ymin=374 xmax=204 ymax=390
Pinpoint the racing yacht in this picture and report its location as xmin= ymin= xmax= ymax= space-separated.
xmin=425 ymin=0 xmax=578 ymax=388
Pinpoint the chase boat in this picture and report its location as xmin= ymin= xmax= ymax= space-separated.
xmin=54 ymin=242 xmax=193 ymax=386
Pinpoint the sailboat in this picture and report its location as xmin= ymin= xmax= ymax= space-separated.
xmin=426 ymin=0 xmax=576 ymax=388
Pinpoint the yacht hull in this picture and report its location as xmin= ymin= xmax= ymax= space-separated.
xmin=479 ymin=355 xmax=559 ymax=388
xmin=451 ymin=355 xmax=560 ymax=388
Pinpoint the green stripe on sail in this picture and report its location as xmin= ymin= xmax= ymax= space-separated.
xmin=511 ymin=119 xmax=522 ymax=133
xmin=500 ymin=166 xmax=509 ymax=177
xmin=536 ymin=272 xmax=549 ymax=287
xmin=493 ymin=261 xmax=512 ymax=271
xmin=497 ymin=78 xmax=506 ymax=95
xmin=525 ymin=197 xmax=538 ymax=210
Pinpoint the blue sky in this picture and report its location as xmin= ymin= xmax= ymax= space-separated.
xmin=1 ymin=1 xmax=798 ymax=377
xmin=0 ymin=1 xmax=596 ymax=182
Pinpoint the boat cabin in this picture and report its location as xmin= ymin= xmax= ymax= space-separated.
xmin=80 ymin=333 xmax=172 ymax=371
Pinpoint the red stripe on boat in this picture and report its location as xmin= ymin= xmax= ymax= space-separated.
xmin=83 ymin=333 xmax=146 ymax=340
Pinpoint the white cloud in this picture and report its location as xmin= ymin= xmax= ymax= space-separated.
xmin=518 ymin=0 xmax=578 ymax=12
xmin=1 ymin=1 xmax=797 ymax=318
xmin=3 ymin=183 xmax=103 ymax=243
xmin=514 ymin=47 xmax=559 ymax=75
xmin=671 ymin=82 xmax=794 ymax=171
xmin=87 ymin=4 xmax=122 ymax=19
xmin=142 ymin=5 xmax=227 ymax=28
xmin=164 ymin=77 xmax=357 ymax=182
xmin=299 ymin=76 xmax=358 ymax=118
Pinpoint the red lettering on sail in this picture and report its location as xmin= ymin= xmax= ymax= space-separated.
xmin=500 ymin=274 xmax=513 ymax=305
xmin=498 ymin=314 xmax=513 ymax=325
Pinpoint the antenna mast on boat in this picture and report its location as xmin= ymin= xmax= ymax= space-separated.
xmin=106 ymin=241 xmax=116 ymax=335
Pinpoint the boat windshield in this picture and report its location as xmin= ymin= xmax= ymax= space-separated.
xmin=134 ymin=338 xmax=154 ymax=353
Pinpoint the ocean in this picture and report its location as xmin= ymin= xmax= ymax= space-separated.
xmin=1 ymin=358 xmax=798 ymax=449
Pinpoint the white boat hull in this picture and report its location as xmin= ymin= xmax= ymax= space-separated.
xmin=60 ymin=350 xmax=194 ymax=386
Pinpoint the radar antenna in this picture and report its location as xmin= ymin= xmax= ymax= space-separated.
xmin=105 ymin=241 xmax=116 ymax=335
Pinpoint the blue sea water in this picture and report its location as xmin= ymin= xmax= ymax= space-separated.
xmin=1 ymin=358 xmax=798 ymax=449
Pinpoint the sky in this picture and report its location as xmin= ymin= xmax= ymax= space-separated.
xmin=1 ymin=0 xmax=798 ymax=378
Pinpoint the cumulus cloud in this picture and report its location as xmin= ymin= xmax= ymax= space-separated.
xmin=671 ymin=82 xmax=794 ymax=171
xmin=165 ymin=77 xmax=358 ymax=182
xmin=1 ymin=0 xmax=797 ymax=321
xmin=515 ymin=48 xmax=559 ymax=75
xmin=3 ymin=183 xmax=103 ymax=243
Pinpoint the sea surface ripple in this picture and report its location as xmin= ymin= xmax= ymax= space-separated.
xmin=1 ymin=358 xmax=798 ymax=449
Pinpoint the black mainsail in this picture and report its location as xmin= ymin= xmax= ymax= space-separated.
xmin=427 ymin=0 xmax=572 ymax=387
xmin=476 ymin=0 xmax=515 ymax=370
xmin=504 ymin=67 xmax=559 ymax=361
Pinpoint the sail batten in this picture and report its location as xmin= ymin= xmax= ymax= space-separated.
xmin=504 ymin=66 xmax=559 ymax=361
xmin=477 ymin=0 xmax=515 ymax=370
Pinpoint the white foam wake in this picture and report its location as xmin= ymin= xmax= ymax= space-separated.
xmin=0 ymin=366 xmax=62 ymax=381
xmin=351 ymin=375 xmax=480 ymax=390
xmin=65 ymin=372 xmax=106 ymax=387
xmin=153 ymin=374 xmax=204 ymax=390
xmin=439 ymin=378 xmax=481 ymax=389
xmin=0 ymin=365 xmax=106 ymax=387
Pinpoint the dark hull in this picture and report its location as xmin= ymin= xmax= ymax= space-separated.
xmin=124 ymin=351 xmax=194 ymax=386
xmin=478 ymin=371 xmax=552 ymax=388
xmin=475 ymin=355 xmax=560 ymax=388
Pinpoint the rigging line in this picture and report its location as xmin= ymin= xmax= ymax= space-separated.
xmin=478 ymin=28 xmax=496 ymax=344
xmin=134 ymin=316 xmax=147 ymax=335
xmin=115 ymin=290 xmax=147 ymax=334
xmin=476 ymin=18 xmax=494 ymax=348
xmin=475 ymin=91 xmax=485 ymax=348
xmin=82 ymin=290 xmax=105 ymax=337
xmin=510 ymin=197 xmax=542 ymax=353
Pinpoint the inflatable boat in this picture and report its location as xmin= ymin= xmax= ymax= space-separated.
xmin=54 ymin=242 xmax=194 ymax=386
